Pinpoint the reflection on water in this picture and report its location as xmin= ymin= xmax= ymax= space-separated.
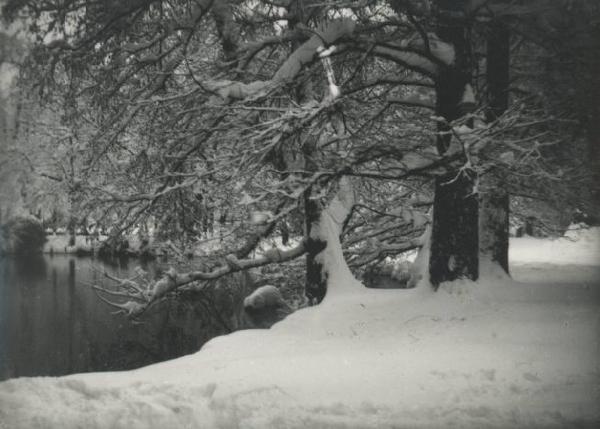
xmin=0 ymin=254 xmax=235 ymax=381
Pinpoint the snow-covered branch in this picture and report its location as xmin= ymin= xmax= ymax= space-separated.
xmin=205 ymin=18 xmax=356 ymax=100
xmin=93 ymin=239 xmax=307 ymax=318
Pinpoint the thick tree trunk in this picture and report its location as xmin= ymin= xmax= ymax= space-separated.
xmin=430 ymin=0 xmax=479 ymax=286
xmin=479 ymin=19 xmax=510 ymax=275
xmin=430 ymin=172 xmax=479 ymax=286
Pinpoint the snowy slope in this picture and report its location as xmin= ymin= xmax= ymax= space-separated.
xmin=1 ymin=226 xmax=599 ymax=429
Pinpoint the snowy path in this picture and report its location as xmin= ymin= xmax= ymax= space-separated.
xmin=1 ymin=230 xmax=599 ymax=428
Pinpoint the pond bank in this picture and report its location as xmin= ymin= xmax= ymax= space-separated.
xmin=43 ymin=234 xmax=156 ymax=258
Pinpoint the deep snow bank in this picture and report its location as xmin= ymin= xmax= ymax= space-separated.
xmin=0 ymin=227 xmax=599 ymax=428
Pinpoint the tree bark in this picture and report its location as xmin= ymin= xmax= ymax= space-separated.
xmin=430 ymin=172 xmax=479 ymax=286
xmin=429 ymin=0 xmax=479 ymax=286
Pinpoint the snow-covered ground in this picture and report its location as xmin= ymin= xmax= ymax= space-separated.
xmin=1 ymin=226 xmax=599 ymax=428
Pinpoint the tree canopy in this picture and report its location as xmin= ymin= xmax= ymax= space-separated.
xmin=2 ymin=0 xmax=598 ymax=315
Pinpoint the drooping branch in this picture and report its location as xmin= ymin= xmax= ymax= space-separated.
xmin=94 ymin=239 xmax=307 ymax=318
xmin=93 ymin=177 xmax=356 ymax=317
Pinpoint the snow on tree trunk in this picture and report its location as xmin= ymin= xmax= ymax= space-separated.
xmin=292 ymin=5 xmax=352 ymax=305
xmin=306 ymin=178 xmax=359 ymax=303
xmin=429 ymin=172 xmax=479 ymax=287
xmin=407 ymin=226 xmax=433 ymax=290
xmin=304 ymin=189 xmax=327 ymax=304
xmin=479 ymin=183 xmax=509 ymax=277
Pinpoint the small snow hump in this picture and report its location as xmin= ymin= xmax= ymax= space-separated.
xmin=243 ymin=285 xmax=293 ymax=329
xmin=244 ymin=285 xmax=286 ymax=310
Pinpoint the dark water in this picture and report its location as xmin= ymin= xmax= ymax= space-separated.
xmin=0 ymin=255 xmax=235 ymax=381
